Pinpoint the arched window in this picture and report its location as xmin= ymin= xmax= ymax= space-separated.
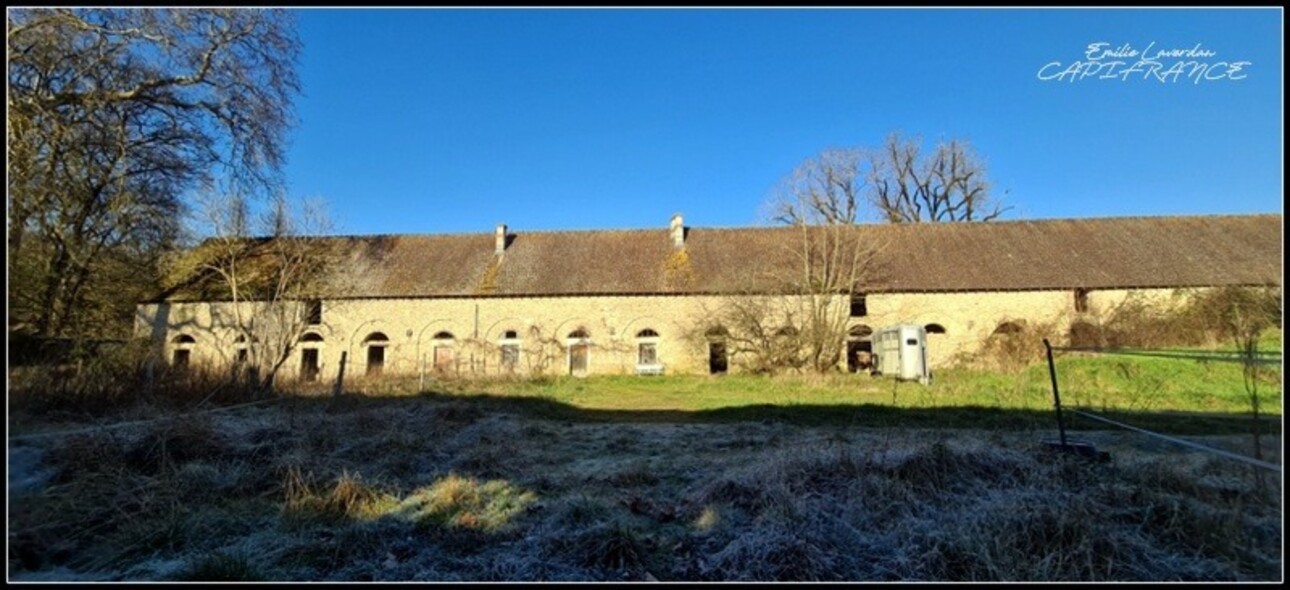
xmin=502 ymin=329 xmax=518 ymax=340
xmin=171 ymin=334 xmax=195 ymax=368
xmin=568 ymin=328 xmax=590 ymax=339
xmin=636 ymin=328 xmax=660 ymax=370
xmin=363 ymin=332 xmax=389 ymax=376
xmin=993 ymin=322 xmax=1023 ymax=336
xmin=433 ymin=331 xmax=455 ymax=340
xmin=233 ymin=334 xmax=257 ymax=365
xmin=925 ymin=323 xmax=947 ymax=335
xmin=705 ymin=325 xmax=728 ymax=339
xmin=848 ymin=325 xmax=873 ymax=340
xmin=300 ymin=332 xmax=325 ymax=343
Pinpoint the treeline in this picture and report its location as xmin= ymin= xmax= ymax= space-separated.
xmin=7 ymin=9 xmax=301 ymax=348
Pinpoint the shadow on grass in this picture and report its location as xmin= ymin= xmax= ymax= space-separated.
xmin=300 ymin=389 xmax=1279 ymax=436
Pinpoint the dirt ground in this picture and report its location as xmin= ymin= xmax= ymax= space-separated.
xmin=7 ymin=395 xmax=1283 ymax=581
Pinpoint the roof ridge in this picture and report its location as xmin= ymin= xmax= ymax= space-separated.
xmin=257 ymin=212 xmax=1282 ymax=241
xmin=159 ymin=213 xmax=1280 ymax=302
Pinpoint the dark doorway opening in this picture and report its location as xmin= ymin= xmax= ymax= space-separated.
xmin=847 ymin=340 xmax=873 ymax=373
xmin=708 ymin=341 xmax=728 ymax=374
xmin=367 ymin=345 xmax=385 ymax=376
xmin=301 ymin=348 xmax=320 ymax=382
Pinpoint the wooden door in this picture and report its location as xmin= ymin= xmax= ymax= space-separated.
xmin=569 ymin=343 xmax=588 ymax=375
xmin=434 ymin=346 xmax=454 ymax=372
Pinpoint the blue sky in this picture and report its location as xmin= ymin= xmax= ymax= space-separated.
xmin=282 ymin=8 xmax=1283 ymax=235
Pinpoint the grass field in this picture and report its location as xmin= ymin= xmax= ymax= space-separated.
xmin=332 ymin=332 xmax=1283 ymax=435
xmin=8 ymin=393 xmax=1282 ymax=581
xmin=8 ymin=332 xmax=1282 ymax=581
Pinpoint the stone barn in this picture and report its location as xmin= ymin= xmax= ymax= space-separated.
xmin=136 ymin=213 xmax=1281 ymax=381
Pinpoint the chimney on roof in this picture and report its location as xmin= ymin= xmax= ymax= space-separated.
xmin=670 ymin=214 xmax=685 ymax=249
xmin=495 ymin=223 xmax=507 ymax=255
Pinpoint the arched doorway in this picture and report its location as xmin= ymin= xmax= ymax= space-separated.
xmin=567 ymin=328 xmax=590 ymax=376
xmin=432 ymin=331 xmax=455 ymax=374
xmin=363 ymin=332 xmax=390 ymax=376
xmin=846 ymin=325 xmax=873 ymax=373
xmin=299 ymin=332 xmax=325 ymax=382
xmin=706 ymin=326 xmax=728 ymax=374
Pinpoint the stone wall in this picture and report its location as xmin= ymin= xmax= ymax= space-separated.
xmin=135 ymin=287 xmax=1189 ymax=380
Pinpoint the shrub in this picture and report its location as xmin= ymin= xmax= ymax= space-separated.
xmin=979 ymin=321 xmax=1056 ymax=372
xmin=1087 ymin=287 xmax=1282 ymax=350
xmin=8 ymin=338 xmax=266 ymax=417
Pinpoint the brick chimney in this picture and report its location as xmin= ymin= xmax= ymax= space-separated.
xmin=669 ymin=214 xmax=684 ymax=249
xmin=495 ymin=223 xmax=507 ymax=255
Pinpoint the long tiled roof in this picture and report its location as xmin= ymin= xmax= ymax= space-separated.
xmin=155 ymin=214 xmax=1282 ymax=301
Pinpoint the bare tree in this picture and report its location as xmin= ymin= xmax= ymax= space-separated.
xmin=7 ymin=8 xmax=301 ymax=343
xmin=694 ymin=149 xmax=884 ymax=374
xmin=867 ymin=132 xmax=1006 ymax=223
xmin=689 ymin=131 xmax=1004 ymax=373
xmin=692 ymin=295 xmax=814 ymax=375
xmin=177 ymin=191 xmax=345 ymax=391
xmin=1213 ymin=286 xmax=1282 ymax=493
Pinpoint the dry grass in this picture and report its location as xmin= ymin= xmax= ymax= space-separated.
xmin=8 ymin=392 xmax=1282 ymax=582
xmin=282 ymin=468 xmax=398 ymax=525
xmin=174 ymin=552 xmax=266 ymax=581
xmin=395 ymin=474 xmax=537 ymax=532
xmin=7 ymin=339 xmax=275 ymax=419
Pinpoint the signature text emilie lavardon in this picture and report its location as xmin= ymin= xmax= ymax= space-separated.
xmin=1037 ymin=42 xmax=1250 ymax=84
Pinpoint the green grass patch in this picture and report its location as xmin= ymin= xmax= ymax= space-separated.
xmin=456 ymin=350 xmax=1281 ymax=418
xmin=375 ymin=344 xmax=1285 ymax=434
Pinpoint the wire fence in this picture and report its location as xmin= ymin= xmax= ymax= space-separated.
xmin=1053 ymin=346 xmax=1282 ymax=366
xmin=1042 ymin=339 xmax=1281 ymax=473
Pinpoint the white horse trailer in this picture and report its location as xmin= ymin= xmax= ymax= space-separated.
xmin=872 ymin=324 xmax=930 ymax=384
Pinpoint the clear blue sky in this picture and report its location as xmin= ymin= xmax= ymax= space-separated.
xmin=282 ymin=8 xmax=1283 ymax=235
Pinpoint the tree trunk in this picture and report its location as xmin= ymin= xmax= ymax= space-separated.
xmin=34 ymin=245 xmax=71 ymax=337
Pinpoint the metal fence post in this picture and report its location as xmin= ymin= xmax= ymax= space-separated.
xmin=145 ymin=358 xmax=156 ymax=397
xmin=1043 ymin=338 xmax=1068 ymax=448
xmin=333 ymin=351 xmax=347 ymax=397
